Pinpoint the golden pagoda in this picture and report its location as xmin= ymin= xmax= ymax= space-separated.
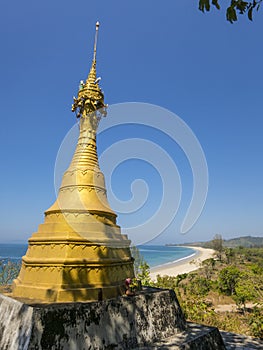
xmin=12 ymin=22 xmax=135 ymax=302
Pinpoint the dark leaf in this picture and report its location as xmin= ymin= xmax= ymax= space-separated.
xmin=226 ymin=6 xmax=238 ymax=22
xmin=248 ymin=6 xmax=253 ymax=19
xmin=212 ymin=0 xmax=221 ymax=9
xmin=199 ymin=0 xmax=205 ymax=12
xmin=205 ymin=0 xmax=211 ymax=11
xmin=199 ymin=0 xmax=211 ymax=12
xmin=236 ymin=1 xmax=248 ymax=14
xmin=199 ymin=0 xmax=262 ymax=21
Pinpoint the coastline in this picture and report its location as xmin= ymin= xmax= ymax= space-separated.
xmin=150 ymin=246 xmax=215 ymax=280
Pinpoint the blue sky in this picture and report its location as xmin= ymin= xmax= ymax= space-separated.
xmin=0 ymin=1 xmax=262 ymax=244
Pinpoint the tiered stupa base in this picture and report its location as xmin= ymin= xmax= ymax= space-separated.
xmin=12 ymin=232 xmax=134 ymax=302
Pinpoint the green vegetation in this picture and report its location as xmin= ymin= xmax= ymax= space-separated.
xmin=198 ymin=0 xmax=262 ymax=23
xmin=222 ymin=236 xmax=263 ymax=248
xmin=218 ymin=266 xmax=241 ymax=295
xmin=175 ymin=235 xmax=263 ymax=249
xmin=136 ymin=245 xmax=263 ymax=339
xmin=211 ymin=234 xmax=224 ymax=261
xmin=131 ymin=245 xmax=151 ymax=285
xmin=0 ymin=260 xmax=21 ymax=285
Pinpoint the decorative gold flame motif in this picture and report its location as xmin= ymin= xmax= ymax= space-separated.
xmin=72 ymin=22 xmax=107 ymax=118
xmin=12 ymin=22 xmax=135 ymax=303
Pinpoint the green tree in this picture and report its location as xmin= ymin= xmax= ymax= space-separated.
xmin=233 ymin=279 xmax=255 ymax=310
xmin=224 ymin=247 xmax=235 ymax=264
xmin=130 ymin=246 xmax=153 ymax=285
xmin=181 ymin=299 xmax=216 ymax=324
xmin=248 ymin=307 xmax=263 ymax=338
xmin=199 ymin=0 xmax=262 ymax=23
xmin=0 ymin=260 xmax=21 ymax=285
xmin=155 ymin=274 xmax=188 ymax=290
xmin=201 ymin=258 xmax=216 ymax=279
xmin=130 ymin=245 xmax=145 ymax=276
xmin=137 ymin=261 xmax=152 ymax=286
xmin=218 ymin=266 xmax=241 ymax=295
xmin=155 ymin=275 xmax=178 ymax=290
xmin=211 ymin=234 xmax=224 ymax=262
xmin=187 ymin=276 xmax=211 ymax=297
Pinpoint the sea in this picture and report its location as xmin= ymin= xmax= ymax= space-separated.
xmin=0 ymin=243 xmax=196 ymax=268
xmin=138 ymin=245 xmax=196 ymax=268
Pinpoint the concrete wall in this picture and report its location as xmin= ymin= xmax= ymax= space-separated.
xmin=0 ymin=288 xmax=186 ymax=349
xmin=0 ymin=288 xmax=227 ymax=349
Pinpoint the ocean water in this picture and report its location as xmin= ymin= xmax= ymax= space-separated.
xmin=0 ymin=243 xmax=195 ymax=268
xmin=0 ymin=244 xmax=27 ymax=263
xmin=138 ymin=245 xmax=196 ymax=268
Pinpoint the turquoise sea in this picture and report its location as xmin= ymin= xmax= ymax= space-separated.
xmin=138 ymin=245 xmax=196 ymax=268
xmin=0 ymin=244 xmax=196 ymax=268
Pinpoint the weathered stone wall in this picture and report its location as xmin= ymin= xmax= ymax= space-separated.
xmin=30 ymin=288 xmax=186 ymax=349
xmin=0 ymin=288 xmax=227 ymax=349
xmin=0 ymin=294 xmax=33 ymax=350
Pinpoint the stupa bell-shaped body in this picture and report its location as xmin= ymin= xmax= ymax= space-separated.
xmin=12 ymin=22 xmax=135 ymax=302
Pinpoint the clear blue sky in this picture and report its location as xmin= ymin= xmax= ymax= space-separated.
xmin=0 ymin=1 xmax=262 ymax=244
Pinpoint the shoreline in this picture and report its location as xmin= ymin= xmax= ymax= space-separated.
xmin=150 ymin=246 xmax=215 ymax=280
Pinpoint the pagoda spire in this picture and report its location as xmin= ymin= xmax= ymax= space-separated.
xmin=47 ymin=19 xmax=116 ymax=230
xmin=72 ymin=21 xmax=107 ymax=119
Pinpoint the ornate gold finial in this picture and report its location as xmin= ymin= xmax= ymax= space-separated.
xmin=71 ymin=21 xmax=107 ymax=119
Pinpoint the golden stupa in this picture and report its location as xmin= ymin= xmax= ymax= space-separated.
xmin=12 ymin=22 xmax=135 ymax=302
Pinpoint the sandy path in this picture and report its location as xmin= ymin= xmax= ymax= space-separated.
xmin=150 ymin=246 xmax=215 ymax=281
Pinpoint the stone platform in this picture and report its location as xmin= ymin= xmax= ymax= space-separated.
xmin=0 ymin=288 xmax=226 ymax=349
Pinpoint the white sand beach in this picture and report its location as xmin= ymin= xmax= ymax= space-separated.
xmin=150 ymin=246 xmax=215 ymax=281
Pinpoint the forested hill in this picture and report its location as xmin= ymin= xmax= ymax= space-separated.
xmin=222 ymin=236 xmax=263 ymax=248
xmin=174 ymin=236 xmax=263 ymax=248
